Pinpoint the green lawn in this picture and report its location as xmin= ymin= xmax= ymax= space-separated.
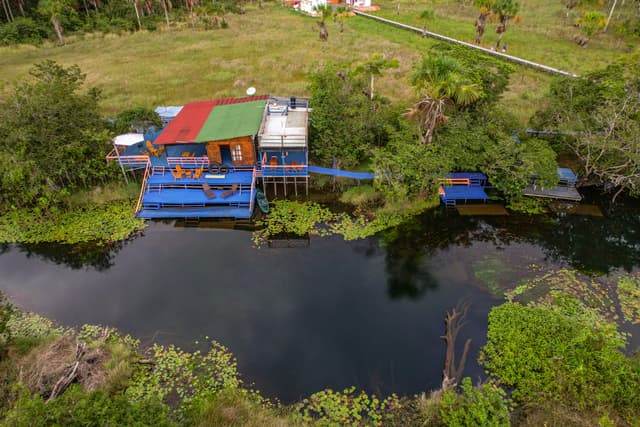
xmin=0 ymin=1 xmax=633 ymax=122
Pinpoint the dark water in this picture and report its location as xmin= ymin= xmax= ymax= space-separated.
xmin=1 ymin=193 xmax=640 ymax=402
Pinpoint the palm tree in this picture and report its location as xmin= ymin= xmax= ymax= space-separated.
xmin=334 ymin=5 xmax=348 ymax=33
xmin=416 ymin=9 xmax=434 ymax=38
xmin=408 ymin=55 xmax=482 ymax=144
xmin=355 ymin=53 xmax=399 ymax=102
xmin=491 ymin=0 xmax=520 ymax=49
xmin=474 ymin=7 xmax=489 ymax=44
xmin=314 ymin=5 xmax=332 ymax=43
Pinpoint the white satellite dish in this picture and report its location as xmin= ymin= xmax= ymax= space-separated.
xmin=246 ymin=87 xmax=256 ymax=96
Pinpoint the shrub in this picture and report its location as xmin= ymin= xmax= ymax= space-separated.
xmin=440 ymin=378 xmax=510 ymax=427
xmin=3 ymin=385 xmax=172 ymax=426
xmin=0 ymin=292 xmax=13 ymax=356
xmin=0 ymin=17 xmax=48 ymax=45
xmin=480 ymin=302 xmax=640 ymax=420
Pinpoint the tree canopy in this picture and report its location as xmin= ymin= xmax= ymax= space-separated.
xmin=531 ymin=54 xmax=640 ymax=200
xmin=0 ymin=60 xmax=114 ymax=209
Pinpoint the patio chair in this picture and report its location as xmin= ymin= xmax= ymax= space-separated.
xmin=202 ymin=182 xmax=216 ymax=199
xmin=175 ymin=164 xmax=188 ymax=179
xmin=171 ymin=167 xmax=183 ymax=180
xmin=221 ymin=183 xmax=238 ymax=199
xmin=193 ymin=167 xmax=204 ymax=179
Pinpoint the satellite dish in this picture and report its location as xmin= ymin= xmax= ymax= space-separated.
xmin=246 ymin=87 xmax=256 ymax=96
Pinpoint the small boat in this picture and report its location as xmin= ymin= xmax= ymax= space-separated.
xmin=256 ymin=189 xmax=269 ymax=214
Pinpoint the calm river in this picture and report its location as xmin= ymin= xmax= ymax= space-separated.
xmin=1 ymin=192 xmax=639 ymax=402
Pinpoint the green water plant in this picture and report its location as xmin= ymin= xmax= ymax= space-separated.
xmin=0 ymin=201 xmax=145 ymax=245
xmin=294 ymin=386 xmax=400 ymax=426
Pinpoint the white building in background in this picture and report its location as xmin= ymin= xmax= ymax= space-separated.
xmin=299 ymin=0 xmax=326 ymax=15
xmin=345 ymin=0 xmax=371 ymax=7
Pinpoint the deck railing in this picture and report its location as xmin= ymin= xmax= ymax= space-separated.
xmin=249 ymin=167 xmax=257 ymax=213
xmin=260 ymin=152 xmax=307 ymax=175
xmin=167 ymin=156 xmax=210 ymax=168
xmin=106 ymin=148 xmax=150 ymax=168
xmin=135 ymin=163 xmax=152 ymax=214
xmin=438 ymin=178 xmax=470 ymax=186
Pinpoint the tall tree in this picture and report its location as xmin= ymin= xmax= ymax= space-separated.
xmin=416 ymin=9 xmax=434 ymax=38
xmin=408 ymin=55 xmax=482 ymax=144
xmin=0 ymin=61 xmax=111 ymax=209
xmin=314 ymin=4 xmax=331 ymax=42
xmin=38 ymin=0 xmax=67 ymax=45
xmin=531 ymin=55 xmax=640 ymax=201
xmin=492 ymin=0 xmax=520 ymax=48
xmin=354 ymin=53 xmax=399 ymax=102
xmin=474 ymin=0 xmax=520 ymax=47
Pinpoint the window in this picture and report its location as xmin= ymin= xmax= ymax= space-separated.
xmin=232 ymin=145 xmax=243 ymax=161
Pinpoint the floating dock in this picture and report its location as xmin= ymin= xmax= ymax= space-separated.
xmin=439 ymin=173 xmax=489 ymax=207
xmin=523 ymin=168 xmax=582 ymax=202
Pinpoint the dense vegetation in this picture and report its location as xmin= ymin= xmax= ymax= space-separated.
xmin=0 ymin=61 xmax=147 ymax=244
xmin=0 ymin=269 xmax=637 ymax=425
xmin=0 ymin=0 xmax=243 ymax=46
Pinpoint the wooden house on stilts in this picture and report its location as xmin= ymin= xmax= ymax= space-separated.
xmin=107 ymin=95 xmax=310 ymax=220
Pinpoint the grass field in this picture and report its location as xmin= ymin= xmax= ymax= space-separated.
xmin=373 ymin=0 xmax=636 ymax=74
xmin=0 ymin=1 xmax=633 ymax=121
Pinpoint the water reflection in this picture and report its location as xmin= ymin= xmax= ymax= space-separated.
xmin=5 ymin=242 xmax=122 ymax=271
xmin=1 ymin=194 xmax=639 ymax=402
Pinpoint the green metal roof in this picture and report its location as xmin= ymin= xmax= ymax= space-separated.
xmin=195 ymin=100 xmax=267 ymax=142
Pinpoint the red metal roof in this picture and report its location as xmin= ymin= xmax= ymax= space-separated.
xmin=154 ymin=96 xmax=269 ymax=145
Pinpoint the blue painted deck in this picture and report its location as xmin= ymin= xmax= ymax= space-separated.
xmin=138 ymin=170 xmax=255 ymax=219
xmin=138 ymin=206 xmax=253 ymax=219
xmin=142 ymin=188 xmax=254 ymax=206
xmin=440 ymin=186 xmax=490 ymax=201
xmin=439 ymin=172 xmax=489 ymax=206
xmin=147 ymin=171 xmax=254 ymax=186
xmin=307 ymin=166 xmax=375 ymax=180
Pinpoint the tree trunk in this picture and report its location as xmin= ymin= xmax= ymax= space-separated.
xmin=318 ymin=21 xmax=328 ymax=41
xmin=440 ymin=303 xmax=471 ymax=391
xmin=82 ymin=0 xmax=90 ymax=17
xmin=495 ymin=17 xmax=507 ymax=48
xmin=17 ymin=0 xmax=25 ymax=16
xmin=52 ymin=16 xmax=65 ymax=45
xmin=603 ymin=0 xmax=618 ymax=32
xmin=370 ymin=74 xmax=374 ymax=101
xmin=133 ymin=0 xmax=142 ymax=30
xmin=475 ymin=12 xmax=487 ymax=44
xmin=189 ymin=2 xmax=195 ymax=30
xmin=1 ymin=0 xmax=11 ymax=23
xmin=396 ymin=0 xmax=400 ymax=14
xmin=160 ymin=0 xmax=170 ymax=30
xmin=2 ymin=0 xmax=14 ymax=22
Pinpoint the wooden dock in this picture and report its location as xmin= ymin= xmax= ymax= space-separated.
xmin=523 ymin=185 xmax=582 ymax=201
xmin=456 ymin=204 xmax=509 ymax=216
xmin=548 ymin=202 xmax=603 ymax=217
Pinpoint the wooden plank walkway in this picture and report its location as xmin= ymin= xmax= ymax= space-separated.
xmin=548 ymin=202 xmax=603 ymax=217
xmin=456 ymin=204 xmax=509 ymax=216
